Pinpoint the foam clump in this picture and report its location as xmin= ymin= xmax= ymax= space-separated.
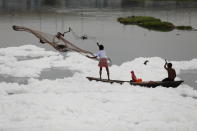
xmin=0 ymin=45 xmax=197 ymax=131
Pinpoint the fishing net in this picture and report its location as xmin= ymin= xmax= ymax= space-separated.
xmin=12 ymin=25 xmax=95 ymax=57
xmin=70 ymin=28 xmax=96 ymax=40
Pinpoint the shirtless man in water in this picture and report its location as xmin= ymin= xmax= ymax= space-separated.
xmin=162 ymin=60 xmax=176 ymax=82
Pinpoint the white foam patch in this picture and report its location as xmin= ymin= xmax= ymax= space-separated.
xmin=1 ymin=45 xmax=197 ymax=79
xmin=0 ymin=45 xmax=63 ymax=77
xmin=0 ymin=45 xmax=197 ymax=131
xmin=0 ymin=45 xmax=57 ymax=58
xmin=173 ymin=59 xmax=197 ymax=71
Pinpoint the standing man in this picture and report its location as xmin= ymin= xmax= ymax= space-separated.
xmin=88 ymin=43 xmax=110 ymax=80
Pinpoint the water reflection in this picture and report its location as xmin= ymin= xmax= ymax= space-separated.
xmin=38 ymin=68 xmax=79 ymax=80
xmin=179 ymin=70 xmax=197 ymax=89
xmin=0 ymin=75 xmax=29 ymax=84
xmin=1 ymin=0 xmax=197 ymax=12
xmin=0 ymin=68 xmax=78 ymax=85
xmin=0 ymin=0 xmax=42 ymax=10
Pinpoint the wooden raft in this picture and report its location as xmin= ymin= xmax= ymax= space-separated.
xmin=86 ymin=77 xmax=129 ymax=85
xmin=86 ymin=77 xmax=184 ymax=88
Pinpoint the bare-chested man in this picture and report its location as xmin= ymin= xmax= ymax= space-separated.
xmin=162 ymin=60 xmax=176 ymax=82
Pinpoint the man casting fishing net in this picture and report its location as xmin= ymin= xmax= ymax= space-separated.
xmin=87 ymin=43 xmax=110 ymax=80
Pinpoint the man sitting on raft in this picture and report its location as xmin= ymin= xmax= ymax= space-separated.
xmin=162 ymin=60 xmax=176 ymax=82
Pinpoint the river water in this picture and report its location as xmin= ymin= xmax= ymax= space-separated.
xmin=0 ymin=0 xmax=197 ymax=88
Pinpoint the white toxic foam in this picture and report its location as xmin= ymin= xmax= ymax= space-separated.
xmin=0 ymin=45 xmax=197 ymax=131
